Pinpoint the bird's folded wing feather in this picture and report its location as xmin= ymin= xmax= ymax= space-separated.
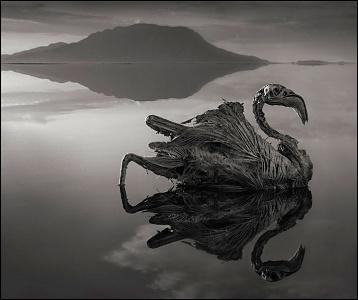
xmin=179 ymin=102 xmax=297 ymax=183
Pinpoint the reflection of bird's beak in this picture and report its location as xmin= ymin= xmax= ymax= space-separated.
xmin=290 ymin=245 xmax=306 ymax=267
xmin=268 ymin=90 xmax=308 ymax=124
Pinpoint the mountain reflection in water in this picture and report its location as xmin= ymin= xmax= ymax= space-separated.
xmin=1 ymin=62 xmax=263 ymax=101
xmin=120 ymin=185 xmax=312 ymax=282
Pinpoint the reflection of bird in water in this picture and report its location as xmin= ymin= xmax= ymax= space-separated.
xmin=120 ymin=185 xmax=312 ymax=282
xmin=120 ymin=84 xmax=313 ymax=190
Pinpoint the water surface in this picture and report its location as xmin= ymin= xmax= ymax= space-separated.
xmin=1 ymin=63 xmax=357 ymax=298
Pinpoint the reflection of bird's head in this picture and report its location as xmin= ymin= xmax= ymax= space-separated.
xmin=253 ymin=235 xmax=307 ymax=282
xmin=258 ymin=268 xmax=284 ymax=282
xmin=255 ymin=83 xmax=308 ymax=124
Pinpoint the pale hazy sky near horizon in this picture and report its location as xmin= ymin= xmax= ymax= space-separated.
xmin=1 ymin=1 xmax=357 ymax=61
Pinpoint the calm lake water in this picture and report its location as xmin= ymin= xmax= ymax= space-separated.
xmin=1 ymin=63 xmax=357 ymax=298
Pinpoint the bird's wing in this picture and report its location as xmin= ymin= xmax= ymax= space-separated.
xmin=175 ymin=102 xmax=272 ymax=160
xmin=178 ymin=102 xmax=299 ymax=187
xmin=149 ymin=102 xmax=299 ymax=188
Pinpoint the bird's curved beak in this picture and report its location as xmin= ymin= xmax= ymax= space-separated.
xmin=268 ymin=89 xmax=308 ymax=124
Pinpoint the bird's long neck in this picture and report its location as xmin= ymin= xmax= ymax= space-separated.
xmin=253 ymin=94 xmax=297 ymax=145
xmin=253 ymin=94 xmax=312 ymax=183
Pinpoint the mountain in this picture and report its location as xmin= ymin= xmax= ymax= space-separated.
xmin=293 ymin=60 xmax=350 ymax=66
xmin=1 ymin=62 xmax=263 ymax=101
xmin=1 ymin=24 xmax=267 ymax=63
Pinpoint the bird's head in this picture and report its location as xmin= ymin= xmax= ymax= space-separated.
xmin=255 ymin=84 xmax=308 ymax=124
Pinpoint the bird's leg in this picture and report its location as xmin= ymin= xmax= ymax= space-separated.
xmin=119 ymin=153 xmax=178 ymax=185
xmin=120 ymin=184 xmax=169 ymax=213
xmin=120 ymin=183 xmax=143 ymax=213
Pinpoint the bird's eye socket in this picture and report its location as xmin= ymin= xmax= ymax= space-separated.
xmin=278 ymin=144 xmax=287 ymax=153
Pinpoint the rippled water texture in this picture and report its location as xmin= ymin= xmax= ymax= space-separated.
xmin=1 ymin=63 xmax=357 ymax=298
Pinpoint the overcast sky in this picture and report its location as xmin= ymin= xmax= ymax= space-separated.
xmin=1 ymin=1 xmax=357 ymax=61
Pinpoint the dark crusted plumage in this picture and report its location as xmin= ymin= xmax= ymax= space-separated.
xmin=148 ymin=102 xmax=300 ymax=188
xmin=120 ymin=84 xmax=313 ymax=189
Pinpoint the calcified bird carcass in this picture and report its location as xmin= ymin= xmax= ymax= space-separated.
xmin=120 ymin=84 xmax=313 ymax=190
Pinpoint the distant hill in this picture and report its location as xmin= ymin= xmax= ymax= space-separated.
xmin=293 ymin=60 xmax=350 ymax=66
xmin=1 ymin=24 xmax=268 ymax=64
xmin=1 ymin=62 xmax=263 ymax=101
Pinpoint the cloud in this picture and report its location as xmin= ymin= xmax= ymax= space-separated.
xmin=102 ymin=224 xmax=230 ymax=298
xmin=149 ymin=272 xmax=185 ymax=291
